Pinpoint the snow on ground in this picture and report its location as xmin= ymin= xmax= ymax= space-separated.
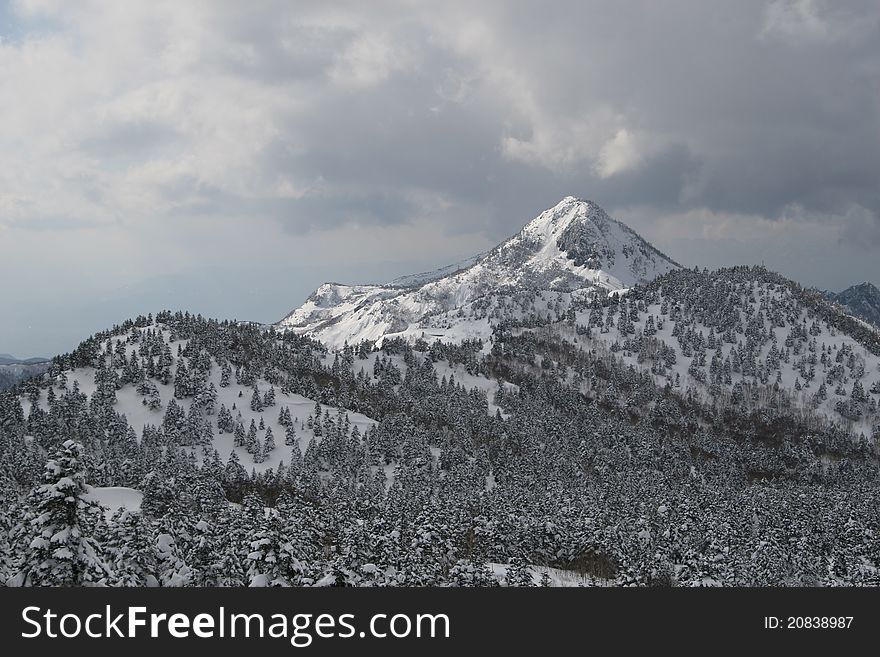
xmin=391 ymin=316 xmax=494 ymax=348
xmin=487 ymin=562 xmax=607 ymax=587
xmin=389 ymin=253 xmax=485 ymax=288
xmin=84 ymin=486 xmax=143 ymax=518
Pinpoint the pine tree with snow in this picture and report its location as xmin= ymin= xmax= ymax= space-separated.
xmin=233 ymin=421 xmax=246 ymax=447
xmin=105 ymin=509 xmax=159 ymax=587
xmin=253 ymin=438 xmax=266 ymax=464
xmin=246 ymin=515 xmax=304 ymax=587
xmin=140 ymin=471 xmax=183 ymax=518
xmin=217 ymin=404 xmax=233 ymax=434
xmin=154 ymin=524 xmax=192 ymax=587
xmin=264 ymin=427 xmax=276 ymax=454
xmin=204 ymin=382 xmax=217 ymax=416
xmin=852 ymin=380 xmax=866 ymax=403
xmin=284 ymin=423 xmax=297 ymax=447
xmin=242 ymin=491 xmax=264 ymax=522
xmin=162 ymin=398 xmax=185 ymax=440
xmin=250 ymin=387 xmax=264 ymax=412
xmin=219 ymin=361 xmax=232 ymax=388
xmin=246 ymin=420 xmax=258 ymax=454
xmin=504 ymin=556 xmax=535 ymax=587
xmin=278 ymin=406 xmax=292 ymax=427
xmin=186 ymin=518 xmax=229 ymax=586
xmin=12 ymin=440 xmax=110 ymax=586
xmin=223 ymin=451 xmax=250 ymax=502
xmin=173 ymin=359 xmax=192 ymax=399
xmin=192 ymin=475 xmax=227 ymax=517
xmin=138 ymin=379 xmax=162 ymax=410
xmin=288 ymin=442 xmax=303 ymax=482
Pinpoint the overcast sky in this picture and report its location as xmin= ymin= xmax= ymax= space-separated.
xmin=2 ymin=0 xmax=879 ymax=357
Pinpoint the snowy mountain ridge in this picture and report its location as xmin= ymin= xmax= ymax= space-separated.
xmin=278 ymin=197 xmax=681 ymax=348
xmin=388 ymin=253 xmax=485 ymax=288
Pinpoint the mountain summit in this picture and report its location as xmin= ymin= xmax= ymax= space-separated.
xmin=506 ymin=196 xmax=681 ymax=288
xmin=278 ymin=197 xmax=680 ymax=347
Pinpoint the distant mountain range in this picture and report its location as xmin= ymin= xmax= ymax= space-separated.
xmin=0 ymin=354 xmax=51 ymax=391
xmin=0 ymin=353 xmax=49 ymax=365
xmin=824 ymin=282 xmax=880 ymax=329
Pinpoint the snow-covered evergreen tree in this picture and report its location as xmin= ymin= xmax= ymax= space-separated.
xmin=11 ymin=440 xmax=110 ymax=586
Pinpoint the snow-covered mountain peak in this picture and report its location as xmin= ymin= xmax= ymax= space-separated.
xmin=495 ymin=195 xmax=680 ymax=289
xmin=517 ymin=195 xmax=587 ymax=240
xmin=278 ymin=197 xmax=681 ymax=348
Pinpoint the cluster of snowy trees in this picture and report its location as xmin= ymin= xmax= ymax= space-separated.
xmin=1 ymin=291 xmax=879 ymax=586
xmin=558 ymin=266 xmax=880 ymax=436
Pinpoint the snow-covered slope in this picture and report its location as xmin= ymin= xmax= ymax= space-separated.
xmin=279 ymin=197 xmax=680 ymax=348
xmin=562 ymin=266 xmax=880 ymax=438
xmin=389 ymin=253 xmax=485 ymax=288
xmin=84 ymin=486 xmax=144 ymax=518
xmin=20 ymin=329 xmax=378 ymax=478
